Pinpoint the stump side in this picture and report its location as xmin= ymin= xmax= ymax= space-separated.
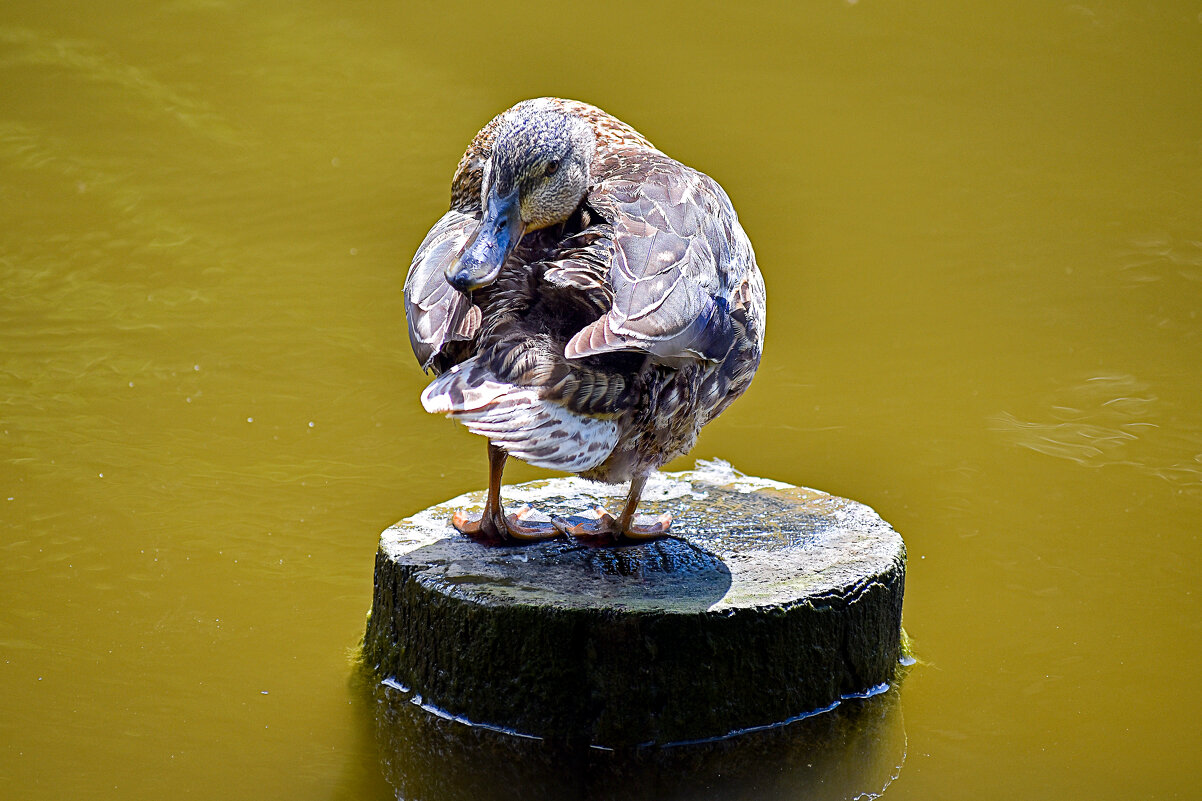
xmin=363 ymin=461 xmax=906 ymax=746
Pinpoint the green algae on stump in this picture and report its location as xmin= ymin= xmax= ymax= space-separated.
xmin=363 ymin=460 xmax=906 ymax=747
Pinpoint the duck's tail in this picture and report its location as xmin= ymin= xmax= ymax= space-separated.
xmin=420 ymin=357 xmax=617 ymax=473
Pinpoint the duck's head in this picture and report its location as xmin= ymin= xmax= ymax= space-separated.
xmin=446 ymin=109 xmax=596 ymax=293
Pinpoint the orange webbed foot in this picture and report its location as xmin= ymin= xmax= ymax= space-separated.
xmin=451 ymin=503 xmax=560 ymax=544
xmin=551 ymin=506 xmax=672 ymax=546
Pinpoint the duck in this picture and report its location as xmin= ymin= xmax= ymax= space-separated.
xmin=404 ymin=97 xmax=765 ymax=544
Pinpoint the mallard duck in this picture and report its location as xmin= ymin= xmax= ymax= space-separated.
xmin=404 ymin=98 xmax=765 ymax=544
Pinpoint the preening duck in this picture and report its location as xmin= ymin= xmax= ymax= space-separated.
xmin=405 ymin=97 xmax=765 ymax=544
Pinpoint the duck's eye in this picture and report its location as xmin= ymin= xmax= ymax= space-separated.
xmin=544 ymin=159 xmax=560 ymax=177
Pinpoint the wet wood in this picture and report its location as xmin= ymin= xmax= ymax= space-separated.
xmin=362 ymin=461 xmax=907 ymax=747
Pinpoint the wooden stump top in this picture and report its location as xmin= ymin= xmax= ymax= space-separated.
xmin=364 ymin=460 xmax=906 ymax=747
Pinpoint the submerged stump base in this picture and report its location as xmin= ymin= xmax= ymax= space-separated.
xmin=363 ymin=461 xmax=906 ymax=747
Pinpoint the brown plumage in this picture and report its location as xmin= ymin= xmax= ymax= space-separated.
xmin=405 ymin=98 xmax=765 ymax=543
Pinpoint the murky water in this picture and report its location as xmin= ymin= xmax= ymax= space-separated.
xmin=2 ymin=1 xmax=1199 ymax=798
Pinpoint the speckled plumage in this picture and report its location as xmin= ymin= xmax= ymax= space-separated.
xmin=405 ymin=97 xmax=765 ymax=516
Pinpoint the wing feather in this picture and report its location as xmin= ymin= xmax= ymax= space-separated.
xmin=403 ymin=210 xmax=480 ymax=372
xmin=421 ymin=358 xmax=617 ymax=472
xmin=565 ymin=152 xmax=755 ymax=363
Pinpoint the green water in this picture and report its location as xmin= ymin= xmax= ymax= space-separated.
xmin=2 ymin=1 xmax=1200 ymax=798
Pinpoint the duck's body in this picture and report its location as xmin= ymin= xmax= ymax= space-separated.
xmin=405 ymin=98 xmax=765 ymax=543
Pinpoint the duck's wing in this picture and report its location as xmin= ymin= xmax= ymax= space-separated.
xmin=403 ymin=209 xmax=482 ymax=373
xmin=421 ymin=356 xmax=618 ymax=473
xmin=565 ymin=152 xmax=755 ymax=363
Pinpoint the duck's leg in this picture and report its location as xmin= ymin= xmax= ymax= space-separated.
xmin=553 ymin=473 xmax=672 ymax=545
xmin=609 ymin=473 xmax=675 ymax=540
xmin=451 ymin=442 xmax=560 ymax=543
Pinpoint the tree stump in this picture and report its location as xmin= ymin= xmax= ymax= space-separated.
xmin=363 ymin=460 xmax=906 ymax=747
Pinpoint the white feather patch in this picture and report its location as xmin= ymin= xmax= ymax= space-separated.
xmin=421 ymin=360 xmax=617 ymax=473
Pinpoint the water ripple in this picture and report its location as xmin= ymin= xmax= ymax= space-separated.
xmin=991 ymin=374 xmax=1202 ymax=495
xmin=1117 ymin=234 xmax=1202 ymax=288
xmin=0 ymin=26 xmax=241 ymax=143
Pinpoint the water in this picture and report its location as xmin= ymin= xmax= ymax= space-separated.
xmin=1 ymin=1 xmax=1199 ymax=798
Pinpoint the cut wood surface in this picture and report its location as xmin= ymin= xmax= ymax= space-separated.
xmin=363 ymin=461 xmax=907 ymax=746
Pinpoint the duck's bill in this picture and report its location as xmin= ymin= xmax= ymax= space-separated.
xmin=445 ymin=188 xmax=526 ymax=293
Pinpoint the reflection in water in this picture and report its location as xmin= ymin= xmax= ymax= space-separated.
xmin=991 ymin=374 xmax=1202 ymax=495
xmin=369 ymin=674 xmax=907 ymax=801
